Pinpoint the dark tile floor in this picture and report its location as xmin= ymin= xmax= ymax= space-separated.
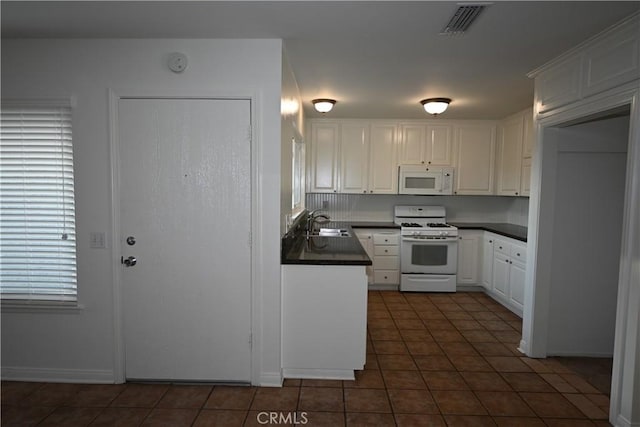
xmin=1 ymin=291 xmax=613 ymax=426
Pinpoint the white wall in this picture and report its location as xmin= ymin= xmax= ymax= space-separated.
xmin=1 ymin=38 xmax=283 ymax=385
xmin=545 ymin=116 xmax=629 ymax=356
xmin=306 ymin=193 xmax=524 ymax=224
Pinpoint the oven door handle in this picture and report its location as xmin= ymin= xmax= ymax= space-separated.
xmin=402 ymin=237 xmax=458 ymax=242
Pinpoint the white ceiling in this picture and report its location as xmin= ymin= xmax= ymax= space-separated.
xmin=2 ymin=1 xmax=639 ymax=119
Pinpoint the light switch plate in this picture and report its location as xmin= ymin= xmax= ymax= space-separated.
xmin=90 ymin=232 xmax=106 ymax=249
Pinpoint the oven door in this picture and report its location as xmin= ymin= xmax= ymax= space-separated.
xmin=401 ymin=237 xmax=458 ymax=274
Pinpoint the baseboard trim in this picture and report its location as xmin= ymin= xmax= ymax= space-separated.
xmin=258 ymin=372 xmax=283 ymax=387
xmin=1 ymin=366 xmax=116 ymax=383
xmin=282 ymin=368 xmax=355 ymax=380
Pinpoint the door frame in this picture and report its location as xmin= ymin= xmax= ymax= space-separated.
xmin=108 ymin=89 xmax=260 ymax=384
xmin=521 ymin=81 xmax=640 ymax=425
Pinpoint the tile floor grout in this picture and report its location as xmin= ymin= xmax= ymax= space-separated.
xmin=1 ymin=290 xmax=613 ymax=426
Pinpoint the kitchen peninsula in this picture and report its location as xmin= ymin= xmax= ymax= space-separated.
xmin=281 ymin=216 xmax=371 ymax=380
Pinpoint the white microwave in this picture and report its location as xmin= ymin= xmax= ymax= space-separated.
xmin=398 ymin=165 xmax=454 ymax=195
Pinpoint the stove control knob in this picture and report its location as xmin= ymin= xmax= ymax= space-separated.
xmin=440 ymin=231 xmax=449 ymax=237
xmin=412 ymin=231 xmax=419 ymax=237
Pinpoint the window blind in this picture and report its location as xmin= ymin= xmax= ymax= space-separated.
xmin=0 ymin=103 xmax=78 ymax=302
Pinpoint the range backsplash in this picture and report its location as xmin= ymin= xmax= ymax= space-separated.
xmin=305 ymin=193 xmax=529 ymax=226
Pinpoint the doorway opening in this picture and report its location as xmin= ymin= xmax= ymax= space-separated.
xmin=540 ymin=106 xmax=631 ymax=396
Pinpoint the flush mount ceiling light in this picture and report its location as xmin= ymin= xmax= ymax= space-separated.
xmin=312 ymin=99 xmax=337 ymax=113
xmin=421 ymin=98 xmax=452 ymax=116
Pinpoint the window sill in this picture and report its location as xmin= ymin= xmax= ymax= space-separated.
xmin=1 ymin=301 xmax=85 ymax=314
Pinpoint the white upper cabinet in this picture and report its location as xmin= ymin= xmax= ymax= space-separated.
xmin=309 ymin=120 xmax=398 ymax=194
xmin=454 ymin=123 xmax=496 ymax=195
xmin=529 ymin=13 xmax=639 ymax=116
xmin=309 ymin=122 xmax=339 ymax=193
xmin=340 ymin=122 xmax=370 ymax=193
xmin=368 ymin=123 xmax=398 ymax=194
xmin=399 ymin=123 xmax=452 ymax=166
xmin=496 ymin=107 xmax=534 ymax=197
xmin=522 ymin=107 xmax=535 ymax=159
xmin=496 ymin=113 xmax=524 ymax=196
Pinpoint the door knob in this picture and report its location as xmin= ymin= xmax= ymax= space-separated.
xmin=121 ymin=256 xmax=137 ymax=267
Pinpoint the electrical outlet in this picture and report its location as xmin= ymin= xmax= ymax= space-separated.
xmin=322 ymin=200 xmax=329 ymax=209
xmin=90 ymin=232 xmax=106 ymax=249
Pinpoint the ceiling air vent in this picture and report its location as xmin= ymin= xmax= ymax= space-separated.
xmin=440 ymin=4 xmax=489 ymax=35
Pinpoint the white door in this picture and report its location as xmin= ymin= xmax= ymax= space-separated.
xmin=118 ymin=98 xmax=251 ymax=382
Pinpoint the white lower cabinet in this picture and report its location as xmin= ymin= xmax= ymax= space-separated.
xmin=354 ymin=228 xmax=400 ymax=289
xmin=456 ymin=230 xmax=482 ymax=285
xmin=482 ymin=233 xmax=527 ymax=316
xmin=282 ymin=264 xmax=367 ymax=379
xmin=356 ymin=233 xmax=375 ymax=284
xmin=481 ymin=234 xmax=494 ymax=290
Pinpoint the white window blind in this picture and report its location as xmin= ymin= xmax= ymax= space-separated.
xmin=0 ymin=102 xmax=78 ymax=302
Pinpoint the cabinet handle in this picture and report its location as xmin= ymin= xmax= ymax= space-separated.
xmin=421 ymin=161 xmax=425 ymax=164
xmin=384 ymin=249 xmax=388 ymax=253
xmin=363 ymin=190 xmax=367 ymax=193
xmin=489 ymin=240 xmax=493 ymax=243
xmin=428 ymin=161 xmax=431 ymax=164
xmin=384 ymin=276 xmax=388 ymax=279
xmin=516 ymin=253 xmax=521 ymax=256
xmin=515 ymin=192 xmax=519 ymax=195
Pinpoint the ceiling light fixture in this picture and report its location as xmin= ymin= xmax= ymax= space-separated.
xmin=421 ymin=98 xmax=452 ymax=116
xmin=312 ymin=99 xmax=336 ymax=113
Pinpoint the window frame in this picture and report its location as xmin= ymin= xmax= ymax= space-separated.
xmin=1 ymin=98 xmax=81 ymax=308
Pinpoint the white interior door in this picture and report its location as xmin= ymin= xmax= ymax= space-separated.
xmin=118 ymin=98 xmax=251 ymax=382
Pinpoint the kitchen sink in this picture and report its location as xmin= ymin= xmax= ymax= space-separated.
xmin=308 ymin=228 xmax=352 ymax=237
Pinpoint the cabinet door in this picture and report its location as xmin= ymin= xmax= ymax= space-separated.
xmin=492 ymin=253 xmax=510 ymax=300
xmin=509 ymin=259 xmax=526 ymax=312
xmin=455 ymin=124 xmax=496 ymax=195
xmin=496 ymin=115 xmax=524 ymax=196
xmin=310 ymin=122 xmax=339 ymax=193
xmin=521 ymin=157 xmax=532 ymax=197
xmin=522 ymin=108 xmax=534 ymax=158
xmin=340 ymin=123 xmax=369 ymax=194
xmin=457 ymin=231 xmax=480 ymax=284
xmin=368 ymin=123 xmax=398 ymax=194
xmin=358 ymin=236 xmax=374 ymax=284
xmin=399 ymin=124 xmax=426 ymax=165
xmin=426 ymin=124 xmax=453 ymax=166
xmin=481 ymin=234 xmax=494 ymax=290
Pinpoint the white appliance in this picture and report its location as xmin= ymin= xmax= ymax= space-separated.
xmin=394 ymin=205 xmax=458 ymax=292
xmin=398 ymin=165 xmax=454 ymax=195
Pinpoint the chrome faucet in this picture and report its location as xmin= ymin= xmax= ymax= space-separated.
xmin=306 ymin=209 xmax=331 ymax=236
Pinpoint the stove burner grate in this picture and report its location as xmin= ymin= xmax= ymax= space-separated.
xmin=401 ymin=222 xmax=422 ymax=227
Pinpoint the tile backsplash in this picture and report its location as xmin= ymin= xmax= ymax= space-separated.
xmin=306 ymin=193 xmax=529 ymax=226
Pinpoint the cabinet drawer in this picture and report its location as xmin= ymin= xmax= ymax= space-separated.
xmin=373 ymin=233 xmax=400 ymax=246
xmin=511 ymin=244 xmax=527 ymax=262
xmin=374 ymin=245 xmax=399 ymax=256
xmin=494 ymin=239 xmax=510 ymax=256
xmin=374 ymin=256 xmax=399 ymax=270
xmin=374 ymin=270 xmax=399 ymax=284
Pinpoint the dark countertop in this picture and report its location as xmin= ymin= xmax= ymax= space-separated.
xmin=281 ymin=220 xmax=372 ymax=266
xmin=350 ymin=221 xmax=400 ymax=229
xmin=450 ymin=222 xmax=528 ymax=242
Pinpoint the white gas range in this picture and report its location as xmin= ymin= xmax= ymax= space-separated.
xmin=394 ymin=206 xmax=458 ymax=292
